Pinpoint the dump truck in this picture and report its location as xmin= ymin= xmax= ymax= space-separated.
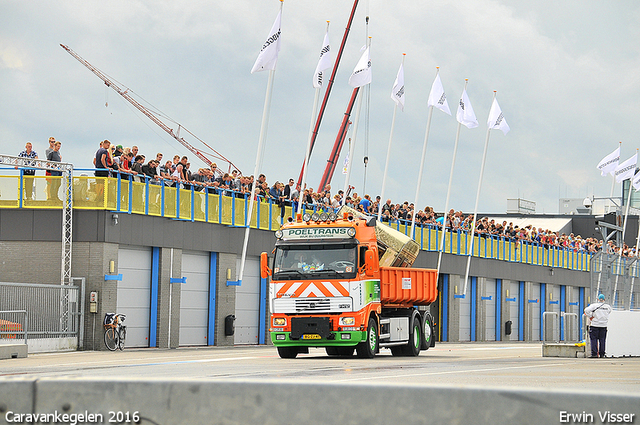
xmin=260 ymin=206 xmax=438 ymax=358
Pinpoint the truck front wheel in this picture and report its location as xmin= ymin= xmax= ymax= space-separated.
xmin=356 ymin=318 xmax=378 ymax=358
xmin=277 ymin=346 xmax=299 ymax=359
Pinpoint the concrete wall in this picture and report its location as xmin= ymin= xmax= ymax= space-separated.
xmin=0 ymin=208 xmax=595 ymax=350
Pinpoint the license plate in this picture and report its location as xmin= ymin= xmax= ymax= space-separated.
xmin=302 ymin=334 xmax=321 ymax=340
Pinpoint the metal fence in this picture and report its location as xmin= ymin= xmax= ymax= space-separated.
xmin=0 ymin=310 xmax=27 ymax=343
xmin=0 ymin=282 xmax=82 ymax=344
xmin=542 ymin=311 xmax=579 ymax=343
xmin=590 ymin=252 xmax=640 ymax=310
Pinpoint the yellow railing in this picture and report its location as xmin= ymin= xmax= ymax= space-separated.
xmin=1 ymin=173 xmax=593 ymax=271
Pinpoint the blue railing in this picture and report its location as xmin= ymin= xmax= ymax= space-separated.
xmin=0 ymin=167 xmax=594 ymax=272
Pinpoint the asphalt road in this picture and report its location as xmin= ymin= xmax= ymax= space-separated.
xmin=2 ymin=342 xmax=639 ymax=394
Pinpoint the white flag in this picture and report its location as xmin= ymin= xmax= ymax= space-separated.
xmin=456 ymin=88 xmax=478 ymax=128
xmin=427 ymin=73 xmax=451 ymax=115
xmin=342 ymin=153 xmax=349 ymax=175
xmin=390 ymin=62 xmax=405 ymax=111
xmin=313 ymin=31 xmax=332 ymax=88
xmin=632 ymin=170 xmax=640 ymax=191
xmin=597 ymin=146 xmax=620 ymax=177
xmin=487 ymin=97 xmax=510 ymax=134
xmin=348 ymin=47 xmax=372 ymax=88
xmin=251 ymin=10 xmax=282 ymax=74
xmin=614 ymin=153 xmax=637 ymax=183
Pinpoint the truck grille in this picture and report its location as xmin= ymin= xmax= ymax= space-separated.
xmin=273 ymin=297 xmax=353 ymax=314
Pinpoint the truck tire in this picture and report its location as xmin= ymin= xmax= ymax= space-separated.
xmin=390 ymin=346 xmax=404 ymax=356
xmin=277 ymin=346 xmax=299 ymax=359
xmin=325 ymin=347 xmax=339 ymax=356
xmin=356 ymin=318 xmax=378 ymax=358
xmin=404 ymin=316 xmax=421 ymax=356
xmin=336 ymin=346 xmax=355 ymax=356
xmin=420 ymin=313 xmax=433 ymax=351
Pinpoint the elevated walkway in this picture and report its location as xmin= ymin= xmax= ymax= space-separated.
xmin=0 ymin=167 xmax=594 ymax=273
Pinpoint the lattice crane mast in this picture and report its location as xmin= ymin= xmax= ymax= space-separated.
xmin=60 ymin=44 xmax=240 ymax=174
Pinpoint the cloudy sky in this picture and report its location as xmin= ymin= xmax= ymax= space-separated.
xmin=2 ymin=0 xmax=639 ymax=214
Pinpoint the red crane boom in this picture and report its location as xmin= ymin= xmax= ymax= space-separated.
xmin=60 ymin=44 xmax=241 ymax=174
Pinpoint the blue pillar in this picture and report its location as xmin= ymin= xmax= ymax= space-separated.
xmin=149 ymin=247 xmax=160 ymax=348
xmin=540 ymin=283 xmax=546 ymax=341
xmin=518 ymin=281 xmax=525 ymax=341
xmin=470 ymin=277 xmax=477 ymax=342
xmin=208 ymin=252 xmax=218 ymax=346
xmin=560 ymin=285 xmax=566 ymax=341
xmin=442 ymin=274 xmax=449 ymax=342
xmin=496 ymin=279 xmax=502 ymax=341
xmin=259 ymin=275 xmax=268 ymax=345
xmin=579 ymin=287 xmax=585 ymax=340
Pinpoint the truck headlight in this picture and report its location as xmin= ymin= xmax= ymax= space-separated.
xmin=347 ymin=228 xmax=356 ymax=237
xmin=273 ymin=317 xmax=286 ymax=326
xmin=339 ymin=317 xmax=355 ymax=326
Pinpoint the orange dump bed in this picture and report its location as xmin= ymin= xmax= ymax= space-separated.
xmin=380 ymin=267 xmax=438 ymax=305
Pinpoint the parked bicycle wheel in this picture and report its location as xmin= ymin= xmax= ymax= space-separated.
xmin=118 ymin=326 xmax=126 ymax=351
xmin=104 ymin=327 xmax=119 ymax=351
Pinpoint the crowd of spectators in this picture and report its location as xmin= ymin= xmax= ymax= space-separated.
xmin=88 ymin=139 xmax=640 ymax=257
xmin=12 ymin=138 xmax=634 ymax=257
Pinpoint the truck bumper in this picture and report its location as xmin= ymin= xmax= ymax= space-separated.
xmin=270 ymin=330 xmax=365 ymax=347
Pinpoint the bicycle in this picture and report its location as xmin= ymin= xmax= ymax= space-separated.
xmin=103 ymin=313 xmax=127 ymax=351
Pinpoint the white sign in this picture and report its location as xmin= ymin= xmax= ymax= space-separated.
xmin=282 ymin=227 xmax=351 ymax=241
xmin=402 ymin=277 xmax=412 ymax=290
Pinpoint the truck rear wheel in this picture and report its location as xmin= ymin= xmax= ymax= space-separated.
xmin=277 ymin=346 xmax=299 ymax=359
xmin=356 ymin=318 xmax=378 ymax=358
xmin=420 ymin=313 xmax=433 ymax=351
xmin=404 ymin=316 xmax=421 ymax=356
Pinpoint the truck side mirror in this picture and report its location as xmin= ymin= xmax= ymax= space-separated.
xmin=260 ymin=252 xmax=272 ymax=279
xmin=364 ymin=249 xmax=378 ymax=277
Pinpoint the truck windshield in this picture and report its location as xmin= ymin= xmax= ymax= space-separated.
xmin=273 ymin=244 xmax=358 ymax=280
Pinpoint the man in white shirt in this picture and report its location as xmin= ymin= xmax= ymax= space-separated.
xmin=584 ymin=294 xmax=612 ymax=358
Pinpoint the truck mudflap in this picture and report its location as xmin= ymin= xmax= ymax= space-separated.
xmin=290 ymin=317 xmax=333 ymax=340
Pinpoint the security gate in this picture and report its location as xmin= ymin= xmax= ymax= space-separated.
xmin=459 ymin=286 xmax=471 ymax=342
xmin=117 ymin=246 xmax=152 ymax=347
xmin=508 ymin=281 xmax=519 ymax=341
xmin=234 ymin=257 xmax=260 ymax=345
xmin=180 ymin=251 xmax=210 ymax=346
xmin=484 ymin=278 xmax=496 ymax=341
xmin=0 ymin=281 xmax=83 ymax=352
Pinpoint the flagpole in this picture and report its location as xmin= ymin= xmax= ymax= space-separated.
xmin=342 ymin=37 xmax=371 ymax=203
xmin=407 ymin=68 xmax=440 ymax=232
xmin=608 ymin=141 xmax=622 ymax=213
xmin=299 ymin=21 xmax=330 ymax=216
xmin=237 ymin=1 xmax=283 ymax=284
xmin=463 ymin=91 xmax=496 ymax=295
xmin=613 ymin=148 xmax=638 ymax=303
xmin=377 ymin=55 xmax=405 ymax=220
xmin=436 ymin=79 xmax=468 ymax=281
xmin=629 ymin=212 xmax=640 ymax=309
